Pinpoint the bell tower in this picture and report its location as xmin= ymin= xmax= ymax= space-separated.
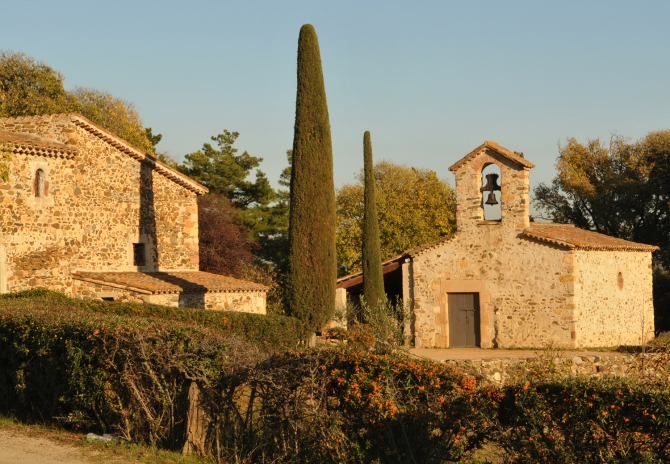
xmin=448 ymin=141 xmax=535 ymax=234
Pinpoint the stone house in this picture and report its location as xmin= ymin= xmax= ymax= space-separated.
xmin=338 ymin=141 xmax=658 ymax=348
xmin=0 ymin=114 xmax=266 ymax=313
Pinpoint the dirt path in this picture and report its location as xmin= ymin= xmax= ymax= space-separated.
xmin=0 ymin=429 xmax=95 ymax=464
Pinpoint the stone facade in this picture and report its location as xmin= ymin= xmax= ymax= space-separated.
xmin=407 ymin=142 xmax=656 ymax=349
xmin=0 ymin=114 xmax=266 ymax=313
xmin=73 ymin=279 xmax=266 ymax=313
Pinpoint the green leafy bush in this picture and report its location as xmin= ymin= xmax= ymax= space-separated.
xmin=3 ymin=291 xmax=670 ymax=462
xmin=497 ymin=378 xmax=670 ymax=463
xmin=0 ymin=296 xmax=234 ymax=447
xmin=0 ymin=290 xmax=307 ymax=350
xmin=210 ymin=349 xmax=492 ymax=463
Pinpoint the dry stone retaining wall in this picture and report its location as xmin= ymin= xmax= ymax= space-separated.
xmin=443 ymin=352 xmax=669 ymax=385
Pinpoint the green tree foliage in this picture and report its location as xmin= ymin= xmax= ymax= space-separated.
xmin=337 ymin=161 xmax=456 ymax=276
xmin=361 ymin=131 xmax=385 ymax=308
xmin=0 ymin=51 xmax=78 ymax=117
xmin=180 ymin=130 xmax=275 ymax=208
xmin=287 ymin=24 xmax=337 ymax=331
xmin=254 ymin=150 xmax=292 ymax=268
xmin=72 ymin=87 xmax=157 ymax=154
xmin=179 ymin=131 xmax=290 ymax=265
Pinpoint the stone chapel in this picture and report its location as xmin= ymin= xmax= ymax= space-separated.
xmin=0 ymin=114 xmax=266 ymax=313
xmin=337 ymin=141 xmax=658 ymax=348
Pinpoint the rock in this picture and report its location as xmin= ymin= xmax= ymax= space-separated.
xmin=85 ymin=433 xmax=118 ymax=443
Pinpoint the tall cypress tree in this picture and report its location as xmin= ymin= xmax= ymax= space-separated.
xmin=362 ymin=131 xmax=385 ymax=308
xmin=287 ymin=24 xmax=337 ymax=331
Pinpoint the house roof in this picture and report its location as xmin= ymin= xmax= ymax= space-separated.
xmin=336 ymin=223 xmax=657 ymax=285
xmin=0 ymin=128 xmax=77 ymax=159
xmin=0 ymin=114 xmax=208 ymax=195
xmin=72 ymin=271 xmax=267 ymax=295
xmin=522 ymin=224 xmax=659 ymax=252
xmin=336 ymin=254 xmax=408 ymax=289
xmin=449 ymin=140 xmax=535 ymax=172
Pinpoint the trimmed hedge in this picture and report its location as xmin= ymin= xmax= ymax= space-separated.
xmin=0 ymin=290 xmax=308 ymax=350
xmin=2 ymin=293 xmax=670 ymax=461
xmin=0 ymin=295 xmax=231 ymax=447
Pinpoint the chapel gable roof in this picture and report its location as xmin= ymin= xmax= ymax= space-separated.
xmin=336 ymin=254 xmax=408 ymax=289
xmin=0 ymin=128 xmax=77 ymax=159
xmin=448 ymin=140 xmax=535 ymax=172
xmin=72 ymin=271 xmax=267 ymax=294
xmin=0 ymin=114 xmax=208 ymax=195
xmin=522 ymin=224 xmax=659 ymax=252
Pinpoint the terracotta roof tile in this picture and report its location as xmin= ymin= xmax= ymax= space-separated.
xmin=523 ymin=224 xmax=659 ymax=252
xmin=0 ymin=128 xmax=77 ymax=159
xmin=72 ymin=271 xmax=267 ymax=294
xmin=449 ymin=140 xmax=535 ymax=172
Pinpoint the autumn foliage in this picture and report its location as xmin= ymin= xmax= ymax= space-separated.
xmin=337 ymin=161 xmax=456 ymax=275
xmin=197 ymin=193 xmax=257 ymax=278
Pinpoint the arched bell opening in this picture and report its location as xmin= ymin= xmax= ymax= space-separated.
xmin=481 ymin=164 xmax=501 ymax=221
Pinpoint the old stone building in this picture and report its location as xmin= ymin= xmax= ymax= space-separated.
xmin=0 ymin=114 xmax=266 ymax=313
xmin=338 ymin=141 xmax=658 ymax=348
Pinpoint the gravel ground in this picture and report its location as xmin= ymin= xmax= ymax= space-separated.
xmin=0 ymin=430 xmax=96 ymax=464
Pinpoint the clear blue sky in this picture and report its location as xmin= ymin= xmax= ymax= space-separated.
xmin=2 ymin=1 xmax=669 ymax=197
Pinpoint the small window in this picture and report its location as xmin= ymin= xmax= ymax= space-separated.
xmin=133 ymin=243 xmax=146 ymax=266
xmin=101 ymin=297 xmax=115 ymax=302
xmin=35 ymin=169 xmax=46 ymax=197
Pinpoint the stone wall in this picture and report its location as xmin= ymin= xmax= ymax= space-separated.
xmin=452 ymin=146 xmax=531 ymax=236
xmin=0 ymin=115 xmax=199 ymax=295
xmin=574 ymin=250 xmax=654 ymax=347
xmin=411 ymin=229 xmax=575 ymax=349
xmin=410 ymin=144 xmax=654 ymax=349
xmin=443 ymin=352 xmax=668 ymax=385
xmin=73 ymin=279 xmax=267 ymax=314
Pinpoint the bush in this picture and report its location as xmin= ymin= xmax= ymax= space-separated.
xmin=3 ymin=291 xmax=670 ymax=462
xmin=209 ymin=349 xmax=493 ymax=463
xmin=497 ymin=378 xmax=670 ymax=463
xmin=0 ymin=290 xmax=308 ymax=350
xmin=0 ymin=296 xmax=239 ymax=448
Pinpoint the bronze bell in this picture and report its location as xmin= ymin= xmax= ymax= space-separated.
xmin=480 ymin=173 xmax=501 ymax=206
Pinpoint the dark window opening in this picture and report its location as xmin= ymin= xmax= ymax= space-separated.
xmin=35 ymin=169 xmax=46 ymax=197
xmin=133 ymin=243 xmax=146 ymax=266
xmin=101 ymin=297 xmax=115 ymax=302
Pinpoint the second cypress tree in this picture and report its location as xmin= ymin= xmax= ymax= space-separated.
xmin=286 ymin=25 xmax=337 ymax=331
xmin=362 ymin=131 xmax=385 ymax=309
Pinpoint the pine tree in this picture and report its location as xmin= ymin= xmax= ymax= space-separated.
xmin=287 ymin=24 xmax=337 ymax=331
xmin=361 ymin=131 xmax=385 ymax=308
